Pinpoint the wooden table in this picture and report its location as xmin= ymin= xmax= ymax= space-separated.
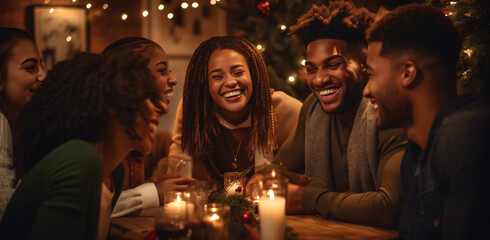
xmin=110 ymin=215 xmax=399 ymax=240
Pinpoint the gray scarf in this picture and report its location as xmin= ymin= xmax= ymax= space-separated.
xmin=305 ymin=98 xmax=378 ymax=192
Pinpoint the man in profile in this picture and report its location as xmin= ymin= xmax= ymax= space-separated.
xmin=364 ymin=4 xmax=490 ymax=238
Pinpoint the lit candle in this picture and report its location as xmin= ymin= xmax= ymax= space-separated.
xmin=259 ymin=190 xmax=285 ymax=240
xmin=205 ymin=213 xmax=224 ymax=228
xmin=165 ymin=195 xmax=195 ymax=220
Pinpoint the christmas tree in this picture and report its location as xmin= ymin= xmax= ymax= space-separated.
xmin=447 ymin=0 xmax=490 ymax=97
xmin=222 ymin=0 xmax=327 ymax=101
xmin=223 ymin=0 xmax=489 ymax=100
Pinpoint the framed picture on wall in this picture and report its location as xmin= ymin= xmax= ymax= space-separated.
xmin=26 ymin=5 xmax=88 ymax=70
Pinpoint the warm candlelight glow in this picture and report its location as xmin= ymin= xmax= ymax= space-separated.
xmin=102 ymin=3 xmax=108 ymax=10
xmin=142 ymin=10 xmax=149 ymax=17
xmin=268 ymin=189 xmax=275 ymax=200
xmin=86 ymin=3 xmax=92 ymax=9
xmin=158 ymin=4 xmax=164 ymax=10
xmin=210 ymin=213 xmax=220 ymax=221
xmin=49 ymin=8 xmax=54 ymax=13
xmin=121 ymin=14 xmax=128 ymax=20
xmin=167 ymin=13 xmax=174 ymax=19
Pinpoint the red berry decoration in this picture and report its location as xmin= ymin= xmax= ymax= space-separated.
xmin=235 ymin=185 xmax=243 ymax=193
xmin=242 ymin=210 xmax=252 ymax=224
xmin=256 ymin=0 xmax=271 ymax=15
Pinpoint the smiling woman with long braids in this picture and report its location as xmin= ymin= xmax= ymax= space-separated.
xmin=0 ymin=51 xmax=166 ymax=239
xmin=163 ymin=36 xmax=302 ymax=191
xmin=0 ymin=28 xmax=46 ymax=222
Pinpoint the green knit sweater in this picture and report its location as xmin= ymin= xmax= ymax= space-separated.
xmin=0 ymin=139 xmax=124 ymax=239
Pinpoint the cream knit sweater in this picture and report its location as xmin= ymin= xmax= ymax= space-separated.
xmin=0 ymin=113 xmax=15 ymax=222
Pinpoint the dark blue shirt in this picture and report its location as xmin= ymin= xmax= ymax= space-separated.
xmin=399 ymin=95 xmax=490 ymax=239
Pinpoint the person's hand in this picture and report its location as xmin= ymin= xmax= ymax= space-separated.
xmin=155 ymin=177 xmax=197 ymax=205
xmin=286 ymin=183 xmax=304 ymax=214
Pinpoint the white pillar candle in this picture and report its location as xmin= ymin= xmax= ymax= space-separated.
xmin=259 ymin=190 xmax=285 ymax=240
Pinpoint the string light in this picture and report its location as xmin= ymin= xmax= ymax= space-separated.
xmin=210 ymin=0 xmax=217 ymax=5
xmin=122 ymin=13 xmax=128 ymax=20
xmin=66 ymin=36 xmax=72 ymax=42
xmin=49 ymin=8 xmax=54 ymax=13
xmin=450 ymin=1 xmax=457 ymax=5
xmin=181 ymin=2 xmax=189 ymax=9
xmin=301 ymin=59 xmax=306 ymax=66
xmin=192 ymin=2 xmax=199 ymax=8
xmin=142 ymin=10 xmax=149 ymax=17
xmin=86 ymin=3 xmax=92 ymax=9
xmin=288 ymin=76 xmax=295 ymax=83
xmin=72 ymin=0 xmax=77 ymax=2
xmin=167 ymin=13 xmax=174 ymax=19
xmin=256 ymin=44 xmax=264 ymax=52
xmin=464 ymin=49 xmax=473 ymax=57
xmin=280 ymin=25 xmax=287 ymax=31
xmin=158 ymin=4 xmax=164 ymax=10
xmin=102 ymin=3 xmax=109 ymax=10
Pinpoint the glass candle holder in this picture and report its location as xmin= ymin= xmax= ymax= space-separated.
xmin=223 ymin=172 xmax=244 ymax=196
xmin=258 ymin=170 xmax=288 ymax=240
xmin=155 ymin=191 xmax=191 ymax=240
xmin=194 ymin=203 xmax=230 ymax=240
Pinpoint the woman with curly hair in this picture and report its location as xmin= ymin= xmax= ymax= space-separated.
xmin=0 ymin=27 xmax=45 ymax=221
xmin=0 ymin=51 xmax=165 ymax=239
xmin=164 ymin=36 xmax=302 ymax=191
xmin=102 ymin=37 xmax=196 ymax=218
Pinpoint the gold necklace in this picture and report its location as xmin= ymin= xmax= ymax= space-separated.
xmin=224 ymin=129 xmax=245 ymax=170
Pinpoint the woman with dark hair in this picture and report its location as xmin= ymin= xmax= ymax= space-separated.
xmin=0 ymin=51 xmax=165 ymax=239
xmin=0 ymin=27 xmax=45 ymax=221
xmin=165 ymin=36 xmax=301 ymax=191
xmin=102 ymin=37 xmax=196 ymax=218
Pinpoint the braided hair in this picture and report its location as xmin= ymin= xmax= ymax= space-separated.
xmin=102 ymin=37 xmax=161 ymax=57
xmin=289 ymin=0 xmax=374 ymax=47
xmin=14 ymin=51 xmax=164 ymax=177
xmin=182 ymin=36 xmax=276 ymax=161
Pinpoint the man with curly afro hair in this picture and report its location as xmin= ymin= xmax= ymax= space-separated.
xmin=273 ymin=0 xmax=407 ymax=229
xmin=364 ymin=4 xmax=490 ymax=239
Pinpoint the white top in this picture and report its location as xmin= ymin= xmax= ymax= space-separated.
xmin=0 ymin=113 xmax=15 ymax=222
xmin=111 ymin=182 xmax=160 ymax=217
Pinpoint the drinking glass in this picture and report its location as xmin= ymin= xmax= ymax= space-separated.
xmin=169 ymin=154 xmax=193 ymax=177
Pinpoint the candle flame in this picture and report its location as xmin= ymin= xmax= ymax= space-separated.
xmin=268 ymin=189 xmax=275 ymax=200
xmin=271 ymin=169 xmax=276 ymax=177
xmin=176 ymin=195 xmax=181 ymax=202
xmin=210 ymin=213 xmax=220 ymax=221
